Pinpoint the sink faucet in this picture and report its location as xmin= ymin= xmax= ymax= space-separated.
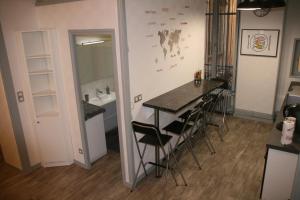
xmin=96 ymin=88 xmax=103 ymax=97
xmin=106 ymin=86 xmax=110 ymax=94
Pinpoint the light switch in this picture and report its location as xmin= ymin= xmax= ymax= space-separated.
xmin=17 ymin=91 xmax=24 ymax=103
xmin=134 ymin=94 xmax=143 ymax=103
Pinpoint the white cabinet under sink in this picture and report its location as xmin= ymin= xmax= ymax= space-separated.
xmin=85 ymin=113 xmax=107 ymax=163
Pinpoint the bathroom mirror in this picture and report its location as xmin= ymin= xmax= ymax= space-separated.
xmin=74 ymin=34 xmax=114 ymax=85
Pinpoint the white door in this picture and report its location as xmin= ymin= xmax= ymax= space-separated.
xmin=35 ymin=115 xmax=72 ymax=167
xmin=18 ymin=29 xmax=73 ymax=167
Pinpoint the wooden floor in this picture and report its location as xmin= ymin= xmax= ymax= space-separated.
xmin=0 ymin=117 xmax=273 ymax=200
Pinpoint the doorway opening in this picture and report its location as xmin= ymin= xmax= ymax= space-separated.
xmin=70 ymin=30 xmax=122 ymax=170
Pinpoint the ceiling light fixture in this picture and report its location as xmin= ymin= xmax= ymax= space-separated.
xmin=81 ymin=40 xmax=104 ymax=46
xmin=237 ymin=0 xmax=261 ymax=11
xmin=237 ymin=0 xmax=286 ymax=11
xmin=260 ymin=0 xmax=286 ymax=8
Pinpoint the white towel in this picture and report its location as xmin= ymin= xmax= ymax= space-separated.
xmin=281 ymin=117 xmax=296 ymax=145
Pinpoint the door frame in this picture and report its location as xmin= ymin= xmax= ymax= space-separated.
xmin=69 ymin=28 xmax=134 ymax=185
xmin=116 ymin=0 xmax=135 ymax=186
xmin=0 ymin=23 xmax=31 ymax=171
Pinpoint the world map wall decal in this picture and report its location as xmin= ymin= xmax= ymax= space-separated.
xmin=144 ymin=4 xmax=192 ymax=72
xmin=158 ymin=29 xmax=182 ymax=59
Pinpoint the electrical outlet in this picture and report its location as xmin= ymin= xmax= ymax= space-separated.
xmin=134 ymin=94 xmax=143 ymax=103
xmin=78 ymin=148 xmax=83 ymax=154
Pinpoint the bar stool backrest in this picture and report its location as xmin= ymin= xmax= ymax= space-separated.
xmin=202 ymin=96 xmax=214 ymax=112
xmin=201 ymin=96 xmax=215 ymax=122
xmin=182 ymin=106 xmax=203 ymax=132
xmin=186 ymin=107 xmax=202 ymax=122
xmin=132 ymin=121 xmax=161 ymax=138
xmin=211 ymin=77 xmax=229 ymax=90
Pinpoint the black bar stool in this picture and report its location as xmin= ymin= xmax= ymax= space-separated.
xmin=206 ymin=89 xmax=226 ymax=141
xmin=131 ymin=121 xmax=187 ymax=191
xmin=178 ymin=97 xmax=216 ymax=154
xmin=210 ymin=78 xmax=231 ymax=133
xmin=162 ymin=107 xmax=203 ymax=169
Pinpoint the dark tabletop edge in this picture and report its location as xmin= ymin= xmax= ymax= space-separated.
xmin=143 ymin=80 xmax=224 ymax=113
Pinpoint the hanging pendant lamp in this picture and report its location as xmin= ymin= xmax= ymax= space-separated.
xmin=237 ymin=0 xmax=286 ymax=10
xmin=237 ymin=0 xmax=261 ymax=10
xmin=260 ymin=0 xmax=286 ymax=8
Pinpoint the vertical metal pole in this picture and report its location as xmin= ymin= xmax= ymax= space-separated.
xmin=212 ymin=0 xmax=219 ymax=78
xmin=154 ymin=109 xmax=161 ymax=177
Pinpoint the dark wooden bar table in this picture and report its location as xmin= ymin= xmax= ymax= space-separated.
xmin=143 ymin=79 xmax=223 ymax=177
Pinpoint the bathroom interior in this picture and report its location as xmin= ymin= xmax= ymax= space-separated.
xmin=74 ymin=33 xmax=120 ymax=165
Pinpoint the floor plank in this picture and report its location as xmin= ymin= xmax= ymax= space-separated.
xmin=0 ymin=117 xmax=273 ymax=200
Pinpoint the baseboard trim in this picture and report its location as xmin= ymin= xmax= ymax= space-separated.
xmin=234 ymin=109 xmax=274 ymax=123
xmin=0 ymin=146 xmax=3 ymax=164
xmin=129 ymin=163 xmax=159 ymax=189
xmin=23 ymin=162 xmax=41 ymax=173
xmin=74 ymin=159 xmax=90 ymax=169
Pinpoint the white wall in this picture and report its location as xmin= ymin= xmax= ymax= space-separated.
xmin=0 ymin=0 xmax=131 ymax=182
xmin=0 ymin=70 xmax=21 ymax=169
xmin=0 ymin=0 xmax=42 ymax=166
xmin=35 ymin=0 xmax=122 ymax=165
xmin=235 ymin=9 xmax=285 ymax=117
xmin=276 ymin=0 xmax=300 ymax=111
xmin=126 ymin=0 xmax=207 ymax=170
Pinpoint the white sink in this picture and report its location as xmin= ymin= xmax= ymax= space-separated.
xmin=89 ymin=92 xmax=116 ymax=107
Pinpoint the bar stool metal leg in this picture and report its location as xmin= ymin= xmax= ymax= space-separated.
xmin=218 ymin=126 xmax=225 ymax=141
xmin=182 ymin=133 xmax=202 ymax=169
xmin=204 ymin=134 xmax=216 ymax=154
xmin=159 ymin=143 xmax=179 ymax=186
xmin=168 ymin=144 xmax=187 ymax=186
xmin=164 ymin=145 xmax=179 ymax=186
xmin=133 ymin=132 xmax=148 ymax=176
xmin=196 ymin=117 xmax=216 ymax=154
xmin=164 ymin=145 xmax=170 ymax=184
xmin=131 ymin=144 xmax=148 ymax=191
xmin=224 ymin=92 xmax=230 ymax=132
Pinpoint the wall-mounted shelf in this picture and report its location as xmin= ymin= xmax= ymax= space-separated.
xmin=36 ymin=111 xmax=59 ymax=118
xmin=21 ymin=30 xmax=58 ymax=118
xmin=26 ymin=54 xmax=51 ymax=60
xmin=32 ymin=89 xmax=56 ymax=97
xmin=29 ymin=69 xmax=53 ymax=75
xmin=32 ymin=95 xmax=58 ymax=117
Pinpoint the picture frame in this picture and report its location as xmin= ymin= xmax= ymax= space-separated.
xmin=290 ymin=39 xmax=300 ymax=77
xmin=240 ymin=29 xmax=280 ymax=57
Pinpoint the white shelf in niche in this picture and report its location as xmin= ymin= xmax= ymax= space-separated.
xmin=29 ymin=73 xmax=55 ymax=95
xmin=26 ymin=54 xmax=51 ymax=60
xmin=32 ymin=89 xmax=56 ymax=97
xmin=29 ymin=69 xmax=53 ymax=75
xmin=36 ymin=111 xmax=59 ymax=118
xmin=33 ymin=95 xmax=58 ymax=117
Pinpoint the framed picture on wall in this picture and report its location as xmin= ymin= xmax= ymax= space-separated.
xmin=290 ymin=39 xmax=300 ymax=77
xmin=240 ymin=29 xmax=280 ymax=57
